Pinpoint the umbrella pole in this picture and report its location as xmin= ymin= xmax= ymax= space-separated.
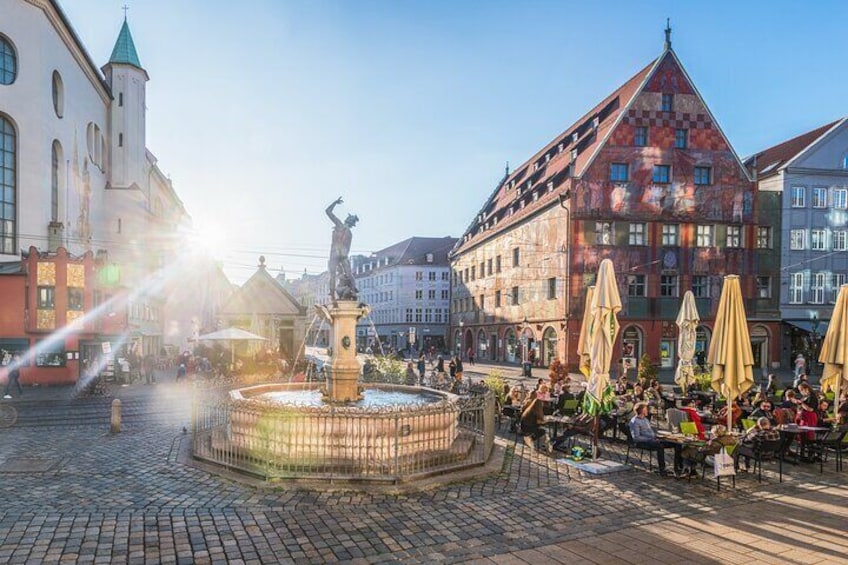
xmin=592 ymin=416 xmax=600 ymax=459
xmin=835 ymin=367 xmax=843 ymax=421
xmin=727 ymin=393 xmax=733 ymax=431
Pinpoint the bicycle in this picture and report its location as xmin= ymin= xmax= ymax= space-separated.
xmin=0 ymin=403 xmax=18 ymax=428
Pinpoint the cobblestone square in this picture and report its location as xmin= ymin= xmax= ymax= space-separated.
xmin=1 ymin=383 xmax=847 ymax=564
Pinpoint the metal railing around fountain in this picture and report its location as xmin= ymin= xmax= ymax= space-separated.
xmin=190 ymin=383 xmax=495 ymax=483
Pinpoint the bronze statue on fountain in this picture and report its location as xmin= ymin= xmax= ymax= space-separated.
xmin=325 ymin=196 xmax=359 ymax=302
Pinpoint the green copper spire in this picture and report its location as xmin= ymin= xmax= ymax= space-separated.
xmin=108 ymin=19 xmax=143 ymax=69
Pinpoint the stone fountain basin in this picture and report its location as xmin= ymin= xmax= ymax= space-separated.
xmin=220 ymin=383 xmax=461 ymax=469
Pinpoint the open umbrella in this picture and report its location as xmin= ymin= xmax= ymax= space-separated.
xmin=576 ymin=285 xmax=595 ymax=379
xmin=707 ymin=275 xmax=754 ymax=430
xmin=585 ymin=260 xmax=621 ymax=457
xmin=196 ymin=327 xmax=268 ymax=365
xmin=675 ymin=290 xmax=700 ymax=391
xmin=819 ymin=284 xmax=848 ymax=417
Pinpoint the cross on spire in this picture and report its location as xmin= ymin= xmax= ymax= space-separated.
xmin=664 ymin=18 xmax=672 ymax=50
xmin=122 ymin=5 xmax=129 ymax=20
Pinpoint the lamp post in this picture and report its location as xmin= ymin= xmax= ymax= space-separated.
xmin=810 ymin=314 xmax=820 ymax=379
xmin=521 ymin=316 xmax=529 ymax=364
xmin=458 ymin=319 xmax=464 ymax=356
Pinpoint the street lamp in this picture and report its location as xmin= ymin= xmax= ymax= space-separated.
xmin=810 ymin=314 xmax=820 ymax=379
xmin=521 ymin=316 xmax=529 ymax=363
xmin=458 ymin=319 xmax=464 ymax=356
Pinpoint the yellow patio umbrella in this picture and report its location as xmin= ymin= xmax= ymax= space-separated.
xmin=819 ymin=283 xmax=848 ymax=417
xmin=576 ymin=285 xmax=595 ymax=378
xmin=707 ymin=275 xmax=754 ymax=430
xmin=586 ymin=260 xmax=621 ymax=458
xmin=675 ymin=290 xmax=700 ymax=391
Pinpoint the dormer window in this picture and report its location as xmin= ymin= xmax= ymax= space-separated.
xmin=572 ymin=132 xmax=579 ymax=144
xmin=558 ymin=143 xmax=564 ymax=153
xmin=545 ymin=154 xmax=550 ymax=163
xmin=570 ymin=148 xmax=578 ymax=161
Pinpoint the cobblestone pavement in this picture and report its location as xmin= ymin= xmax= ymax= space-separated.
xmin=1 ymin=383 xmax=847 ymax=564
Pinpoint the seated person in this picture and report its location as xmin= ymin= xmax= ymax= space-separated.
xmin=628 ymin=402 xmax=682 ymax=476
xmin=780 ymin=390 xmax=799 ymax=409
xmin=537 ymin=383 xmax=552 ymax=402
xmin=816 ymin=400 xmax=831 ymax=428
xmin=679 ymin=401 xmax=706 ymax=439
xmin=794 ymin=402 xmax=819 ymax=446
xmin=681 ymin=424 xmax=737 ymax=476
xmin=749 ymin=400 xmax=776 ymax=425
xmin=520 ymin=391 xmax=551 ymax=452
xmin=763 ymin=373 xmax=779 ymax=396
xmin=734 ymin=417 xmax=781 ymax=470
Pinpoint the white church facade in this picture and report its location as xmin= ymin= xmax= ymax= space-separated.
xmin=0 ymin=0 xmax=198 ymax=358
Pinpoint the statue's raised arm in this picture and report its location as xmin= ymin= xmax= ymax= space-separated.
xmin=326 ymin=197 xmax=344 ymax=227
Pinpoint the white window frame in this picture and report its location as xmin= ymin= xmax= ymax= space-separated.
xmin=833 ymin=230 xmax=848 ymax=251
xmin=811 ymin=272 xmax=826 ymax=304
xmin=832 ymin=274 xmax=846 ymax=303
xmin=790 ymin=229 xmax=806 ymax=250
xmin=812 ymin=187 xmax=828 ymax=208
xmin=756 ymin=226 xmax=772 ymax=249
xmin=811 ymin=229 xmax=827 ymax=251
xmin=834 ymin=188 xmax=848 ymax=209
xmin=789 ymin=273 xmax=804 ymax=304
xmin=627 ymin=274 xmax=646 ymax=297
xmin=629 ymin=223 xmax=646 ymax=245
xmin=756 ymin=276 xmax=771 ymax=299
xmin=726 ymin=226 xmax=742 ymax=248
xmin=596 ymin=222 xmax=613 ymax=245
xmin=662 ymin=224 xmax=679 ymax=246
xmin=791 ymin=186 xmax=806 ymax=208
xmin=696 ymin=225 xmax=713 ymax=247
xmin=660 ymin=275 xmax=679 ymax=298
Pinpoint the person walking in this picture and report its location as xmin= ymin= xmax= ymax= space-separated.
xmin=2 ymin=354 xmax=23 ymax=398
xmin=417 ymin=355 xmax=426 ymax=383
xmin=466 ymin=347 xmax=475 ymax=366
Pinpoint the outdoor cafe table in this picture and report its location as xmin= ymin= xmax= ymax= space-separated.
xmin=776 ymin=425 xmax=831 ymax=462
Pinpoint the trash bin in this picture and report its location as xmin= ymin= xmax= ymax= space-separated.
xmin=522 ymin=362 xmax=532 ymax=378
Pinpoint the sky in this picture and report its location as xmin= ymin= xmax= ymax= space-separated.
xmin=60 ymin=0 xmax=848 ymax=284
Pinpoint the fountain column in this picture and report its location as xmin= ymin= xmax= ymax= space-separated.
xmin=326 ymin=300 xmax=366 ymax=403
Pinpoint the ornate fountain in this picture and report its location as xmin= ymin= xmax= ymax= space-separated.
xmin=192 ymin=198 xmax=494 ymax=482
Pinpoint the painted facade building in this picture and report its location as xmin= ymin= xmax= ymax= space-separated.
xmin=0 ymin=0 xmax=193 ymax=364
xmin=451 ymin=34 xmax=781 ymax=372
xmin=353 ymin=237 xmax=457 ymax=353
xmin=0 ymin=246 xmax=103 ymax=385
xmin=746 ymin=118 xmax=848 ymax=372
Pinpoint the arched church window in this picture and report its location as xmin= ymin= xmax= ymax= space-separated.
xmin=0 ymin=35 xmax=16 ymax=85
xmin=0 ymin=115 xmax=16 ymax=254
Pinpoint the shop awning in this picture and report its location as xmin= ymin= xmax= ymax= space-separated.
xmin=785 ymin=320 xmax=830 ymax=335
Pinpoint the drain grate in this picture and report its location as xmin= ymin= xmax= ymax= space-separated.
xmin=0 ymin=457 xmax=60 ymax=473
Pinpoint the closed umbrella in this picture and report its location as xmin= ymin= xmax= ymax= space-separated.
xmin=819 ymin=284 xmax=848 ymax=417
xmin=576 ymin=285 xmax=595 ymax=379
xmin=675 ymin=290 xmax=700 ymax=391
xmin=585 ymin=260 xmax=621 ymax=457
xmin=707 ymin=275 xmax=754 ymax=430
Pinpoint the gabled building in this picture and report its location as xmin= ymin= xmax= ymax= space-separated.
xmin=746 ymin=118 xmax=848 ymax=370
xmin=451 ymin=29 xmax=780 ymax=373
xmin=354 ymin=237 xmax=457 ymax=353
xmin=219 ymin=256 xmax=307 ymax=361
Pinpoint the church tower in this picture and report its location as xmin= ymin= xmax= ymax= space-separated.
xmin=101 ymin=17 xmax=148 ymax=190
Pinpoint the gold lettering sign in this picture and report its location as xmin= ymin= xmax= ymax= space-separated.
xmin=37 ymin=309 xmax=56 ymax=330
xmin=37 ymin=262 xmax=56 ymax=286
xmin=67 ymin=264 xmax=85 ymax=288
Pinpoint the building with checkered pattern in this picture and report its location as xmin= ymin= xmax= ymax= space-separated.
xmin=449 ymin=27 xmax=781 ymax=374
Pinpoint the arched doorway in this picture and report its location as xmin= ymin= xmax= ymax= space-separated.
xmin=621 ymin=325 xmax=643 ymax=368
xmin=542 ymin=326 xmax=558 ymax=367
xmin=464 ymin=329 xmax=473 ymax=359
xmin=489 ymin=333 xmax=498 ymax=362
xmin=504 ymin=328 xmax=518 ymax=363
xmin=522 ymin=326 xmax=536 ymax=365
xmin=477 ymin=329 xmax=488 ymax=361
xmin=750 ymin=324 xmax=770 ymax=377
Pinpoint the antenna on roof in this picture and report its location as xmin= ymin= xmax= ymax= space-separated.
xmin=664 ymin=18 xmax=672 ymax=50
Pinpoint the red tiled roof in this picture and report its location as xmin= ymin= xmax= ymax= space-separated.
xmin=452 ymin=57 xmax=658 ymax=256
xmin=746 ymin=120 xmax=840 ymax=179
